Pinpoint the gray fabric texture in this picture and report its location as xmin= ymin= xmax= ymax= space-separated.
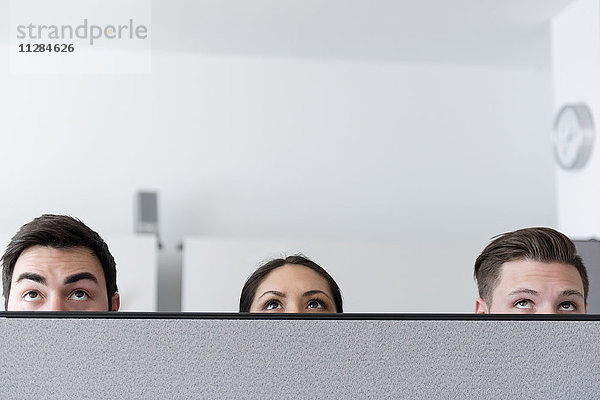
xmin=0 ymin=318 xmax=597 ymax=399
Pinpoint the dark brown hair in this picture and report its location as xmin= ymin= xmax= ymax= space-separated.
xmin=1 ymin=214 xmax=118 ymax=311
xmin=239 ymin=255 xmax=343 ymax=313
xmin=474 ymin=227 xmax=589 ymax=304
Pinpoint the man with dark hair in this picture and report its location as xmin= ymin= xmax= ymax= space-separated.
xmin=474 ymin=227 xmax=588 ymax=314
xmin=1 ymin=214 xmax=119 ymax=311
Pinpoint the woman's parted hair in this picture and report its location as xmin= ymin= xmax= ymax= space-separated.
xmin=474 ymin=227 xmax=589 ymax=304
xmin=239 ymin=255 xmax=343 ymax=313
xmin=1 ymin=214 xmax=118 ymax=311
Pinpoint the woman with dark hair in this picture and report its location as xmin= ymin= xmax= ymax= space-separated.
xmin=239 ymin=255 xmax=343 ymax=313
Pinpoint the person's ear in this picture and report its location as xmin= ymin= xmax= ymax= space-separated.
xmin=110 ymin=293 xmax=120 ymax=311
xmin=585 ymin=302 xmax=589 ymax=314
xmin=475 ymin=297 xmax=490 ymax=314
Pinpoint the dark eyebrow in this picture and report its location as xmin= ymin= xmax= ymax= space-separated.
xmin=560 ymin=289 xmax=584 ymax=299
xmin=15 ymin=273 xmax=47 ymax=285
xmin=64 ymin=272 xmax=98 ymax=285
xmin=302 ymin=290 xmax=332 ymax=300
xmin=257 ymin=290 xmax=285 ymax=300
xmin=508 ymin=288 xmax=539 ymax=297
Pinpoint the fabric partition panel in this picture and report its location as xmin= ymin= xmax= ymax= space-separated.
xmin=0 ymin=313 xmax=597 ymax=398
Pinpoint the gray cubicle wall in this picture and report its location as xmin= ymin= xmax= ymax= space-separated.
xmin=575 ymin=240 xmax=600 ymax=312
xmin=0 ymin=313 xmax=598 ymax=398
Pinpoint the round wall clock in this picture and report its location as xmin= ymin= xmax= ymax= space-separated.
xmin=553 ymin=103 xmax=595 ymax=170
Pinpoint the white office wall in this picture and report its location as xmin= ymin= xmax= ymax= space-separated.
xmin=0 ymin=51 xmax=555 ymax=239
xmin=552 ymin=0 xmax=600 ymax=237
xmin=103 ymin=235 xmax=158 ymax=311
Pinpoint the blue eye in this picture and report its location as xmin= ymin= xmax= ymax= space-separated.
xmin=69 ymin=290 xmax=89 ymax=301
xmin=515 ymin=300 xmax=532 ymax=309
xmin=559 ymin=302 xmax=576 ymax=311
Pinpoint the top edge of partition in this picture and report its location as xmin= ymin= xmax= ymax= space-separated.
xmin=0 ymin=312 xmax=599 ymax=321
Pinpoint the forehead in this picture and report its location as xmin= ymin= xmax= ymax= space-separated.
xmin=257 ymin=264 xmax=331 ymax=292
xmin=12 ymin=245 xmax=105 ymax=283
xmin=495 ymin=259 xmax=584 ymax=293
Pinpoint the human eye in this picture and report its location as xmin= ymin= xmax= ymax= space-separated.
xmin=306 ymin=299 xmax=326 ymax=310
xmin=558 ymin=301 xmax=576 ymax=312
xmin=23 ymin=290 xmax=42 ymax=302
xmin=264 ymin=300 xmax=282 ymax=310
xmin=514 ymin=299 xmax=533 ymax=309
xmin=69 ymin=290 xmax=90 ymax=301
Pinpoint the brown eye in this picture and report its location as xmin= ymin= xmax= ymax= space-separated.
xmin=307 ymin=299 xmax=325 ymax=309
xmin=24 ymin=291 xmax=40 ymax=301
xmin=69 ymin=290 xmax=89 ymax=301
xmin=265 ymin=300 xmax=282 ymax=310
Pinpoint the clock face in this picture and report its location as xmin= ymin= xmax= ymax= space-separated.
xmin=553 ymin=104 xmax=595 ymax=170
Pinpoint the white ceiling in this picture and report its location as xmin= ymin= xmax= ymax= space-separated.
xmin=0 ymin=0 xmax=575 ymax=67
xmin=149 ymin=0 xmax=574 ymax=67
